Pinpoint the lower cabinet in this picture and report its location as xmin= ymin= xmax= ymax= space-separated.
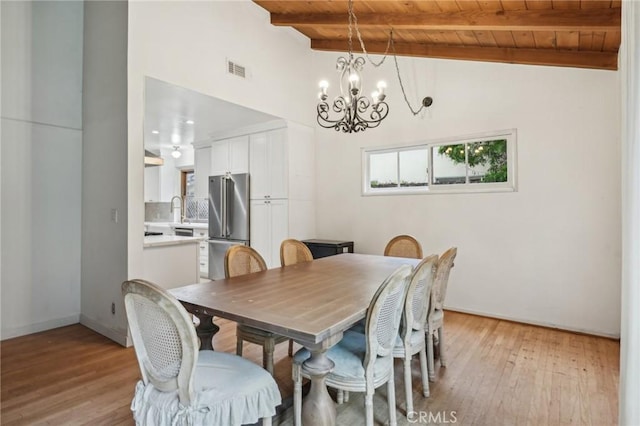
xmin=250 ymin=199 xmax=288 ymax=268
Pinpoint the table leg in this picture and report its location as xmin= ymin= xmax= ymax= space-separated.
xmin=193 ymin=312 xmax=219 ymax=351
xmin=301 ymin=349 xmax=336 ymax=426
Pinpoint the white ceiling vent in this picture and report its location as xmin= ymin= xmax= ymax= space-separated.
xmin=227 ymin=60 xmax=246 ymax=79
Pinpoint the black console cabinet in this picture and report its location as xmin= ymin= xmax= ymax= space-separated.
xmin=302 ymin=239 xmax=355 ymax=259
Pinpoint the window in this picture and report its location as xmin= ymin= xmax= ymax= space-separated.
xmin=362 ymin=129 xmax=516 ymax=195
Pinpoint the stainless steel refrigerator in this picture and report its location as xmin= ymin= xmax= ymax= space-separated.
xmin=208 ymin=173 xmax=250 ymax=280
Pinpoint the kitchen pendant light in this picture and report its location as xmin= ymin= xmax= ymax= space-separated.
xmin=171 ymin=146 xmax=182 ymax=159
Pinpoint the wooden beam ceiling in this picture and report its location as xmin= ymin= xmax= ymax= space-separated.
xmin=254 ymin=1 xmax=621 ymax=71
xmin=271 ymin=8 xmax=620 ymax=32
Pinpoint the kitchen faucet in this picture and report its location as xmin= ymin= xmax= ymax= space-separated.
xmin=170 ymin=195 xmax=185 ymax=223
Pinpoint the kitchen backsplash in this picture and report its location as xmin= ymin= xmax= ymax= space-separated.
xmin=145 ymin=202 xmax=172 ymax=222
xmin=145 ymin=198 xmax=208 ymax=222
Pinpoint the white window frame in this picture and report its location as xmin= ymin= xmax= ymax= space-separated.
xmin=362 ymin=129 xmax=517 ymax=196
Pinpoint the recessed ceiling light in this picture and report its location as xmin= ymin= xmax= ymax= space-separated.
xmin=185 ymin=120 xmax=195 ymax=125
xmin=151 ymin=130 xmax=159 ymax=134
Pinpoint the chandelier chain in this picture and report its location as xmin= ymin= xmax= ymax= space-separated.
xmin=391 ymin=37 xmax=426 ymax=116
xmin=348 ymin=0 xmax=428 ymax=116
xmin=350 ymin=0 xmax=390 ymax=67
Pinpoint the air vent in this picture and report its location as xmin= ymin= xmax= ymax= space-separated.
xmin=227 ymin=60 xmax=246 ymax=78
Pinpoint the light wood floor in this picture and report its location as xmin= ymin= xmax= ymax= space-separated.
xmin=1 ymin=311 xmax=619 ymax=425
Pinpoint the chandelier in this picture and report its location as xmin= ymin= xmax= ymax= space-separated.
xmin=316 ymin=0 xmax=389 ymax=133
xmin=316 ymin=0 xmax=433 ymax=134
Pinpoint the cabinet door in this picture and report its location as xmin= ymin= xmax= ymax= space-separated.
xmin=210 ymin=140 xmax=229 ymax=176
xmin=269 ymin=199 xmax=289 ymax=268
xmin=249 ymin=133 xmax=269 ymax=199
xmin=229 ymin=135 xmax=249 ymax=174
xmin=268 ymin=129 xmax=288 ymax=199
xmin=194 ymin=147 xmax=211 ymax=198
xmin=250 ymin=200 xmax=272 ymax=266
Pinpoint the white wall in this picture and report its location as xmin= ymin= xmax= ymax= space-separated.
xmin=81 ymin=1 xmax=129 ymax=344
xmin=127 ymin=1 xmax=316 ymax=299
xmin=314 ymin=52 xmax=621 ymax=337
xmin=1 ymin=1 xmax=84 ymax=339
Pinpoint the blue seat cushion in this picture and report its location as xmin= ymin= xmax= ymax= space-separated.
xmin=293 ymin=330 xmax=392 ymax=382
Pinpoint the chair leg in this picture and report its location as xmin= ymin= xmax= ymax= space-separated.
xmin=236 ymin=337 xmax=243 ymax=356
xmin=288 ymin=339 xmax=294 ymax=357
xmin=387 ymin=372 xmax=398 ymax=426
xmin=337 ymin=389 xmax=344 ymax=404
xmin=262 ymin=416 xmax=272 ymax=426
xmin=264 ymin=338 xmax=275 ymax=375
xmin=403 ymin=356 xmax=413 ymax=417
xmin=293 ymin=363 xmax=302 ymax=426
xmin=438 ymin=326 xmax=447 ymax=367
xmin=419 ymin=347 xmax=430 ymax=397
xmin=427 ymin=329 xmax=435 ymax=382
xmin=365 ymin=389 xmax=374 ymax=426
xmin=344 ymin=390 xmax=350 ymax=402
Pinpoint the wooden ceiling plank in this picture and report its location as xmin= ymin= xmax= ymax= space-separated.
xmin=491 ymin=30 xmax=517 ymax=48
xmin=532 ymin=30 xmax=557 ymax=49
xmin=270 ymin=8 xmax=620 ymax=32
xmin=551 ymin=0 xmax=581 ymax=9
xmin=501 ymin=0 xmax=528 ymax=11
xmin=556 ymin=30 xmax=580 ymax=50
xmin=601 ymin=30 xmax=621 ymax=52
xmin=512 ymin=30 xmax=537 ymax=48
xmin=592 ymin=31 xmax=606 ymax=51
xmin=310 ymin=39 xmax=618 ymax=70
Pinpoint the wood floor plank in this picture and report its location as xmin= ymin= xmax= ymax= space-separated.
xmin=0 ymin=312 xmax=619 ymax=425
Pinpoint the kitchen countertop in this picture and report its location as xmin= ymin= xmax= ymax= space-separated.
xmin=144 ymin=235 xmax=204 ymax=248
xmin=144 ymin=221 xmax=208 ymax=230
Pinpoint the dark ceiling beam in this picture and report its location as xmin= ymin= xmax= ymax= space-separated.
xmin=271 ymin=8 xmax=620 ymax=32
xmin=311 ymin=39 xmax=618 ymax=70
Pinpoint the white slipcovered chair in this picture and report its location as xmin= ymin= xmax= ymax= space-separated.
xmin=392 ymin=255 xmax=439 ymax=418
xmin=426 ymin=247 xmax=457 ymax=381
xmin=122 ymin=279 xmax=281 ymax=426
xmin=292 ymin=264 xmax=413 ymax=426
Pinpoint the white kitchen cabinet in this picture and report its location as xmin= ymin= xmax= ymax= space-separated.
xmin=250 ymin=199 xmax=288 ymax=268
xmin=249 ymin=129 xmax=287 ymax=199
xmin=210 ymin=135 xmax=249 ymax=176
xmin=194 ymin=146 xmax=211 ymax=198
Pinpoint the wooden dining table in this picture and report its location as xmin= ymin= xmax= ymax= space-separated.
xmin=169 ymin=252 xmax=420 ymax=426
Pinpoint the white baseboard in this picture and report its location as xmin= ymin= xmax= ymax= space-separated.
xmin=0 ymin=314 xmax=80 ymax=341
xmin=446 ymin=306 xmax=620 ymax=339
xmin=79 ymin=314 xmax=130 ymax=347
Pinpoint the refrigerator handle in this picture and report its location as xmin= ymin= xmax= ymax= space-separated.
xmin=221 ymin=176 xmax=227 ymax=238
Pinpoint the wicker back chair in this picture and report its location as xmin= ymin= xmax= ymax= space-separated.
xmin=224 ymin=245 xmax=268 ymax=278
xmin=426 ymin=247 xmax=458 ymax=382
xmin=392 ymin=255 xmax=438 ymax=418
xmin=280 ymin=239 xmax=314 ymax=266
xmin=292 ymin=264 xmax=413 ymax=426
xmin=384 ymin=235 xmax=423 ymax=259
xmin=224 ymin=245 xmax=291 ymax=375
xmin=122 ymin=279 xmax=281 ymax=425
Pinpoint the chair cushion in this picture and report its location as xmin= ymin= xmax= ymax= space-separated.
xmin=131 ymin=350 xmax=281 ymax=426
xmin=293 ymin=330 xmax=392 ymax=382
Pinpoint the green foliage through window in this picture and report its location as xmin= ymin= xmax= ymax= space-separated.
xmin=438 ymin=139 xmax=507 ymax=183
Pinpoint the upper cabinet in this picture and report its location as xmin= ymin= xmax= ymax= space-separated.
xmin=194 ymin=146 xmax=211 ymax=199
xmin=210 ymin=135 xmax=249 ymax=176
xmin=249 ymin=128 xmax=287 ymax=200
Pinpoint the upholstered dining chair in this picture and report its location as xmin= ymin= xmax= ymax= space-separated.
xmin=392 ymin=255 xmax=439 ymax=418
xmin=384 ymin=235 xmax=424 ymax=259
xmin=292 ymin=264 xmax=413 ymax=426
xmin=224 ymin=245 xmax=291 ymax=375
xmin=280 ymin=238 xmax=314 ymax=266
xmin=426 ymin=247 xmax=458 ymax=382
xmin=122 ymin=279 xmax=281 ymax=426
